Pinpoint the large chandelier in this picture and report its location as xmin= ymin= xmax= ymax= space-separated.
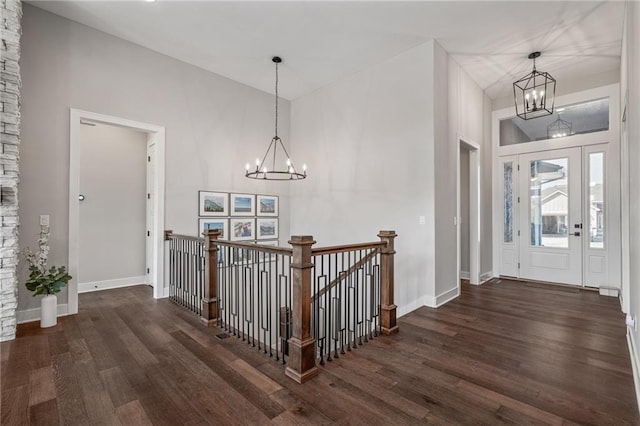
xmin=246 ymin=56 xmax=306 ymax=180
xmin=513 ymin=52 xmax=556 ymax=120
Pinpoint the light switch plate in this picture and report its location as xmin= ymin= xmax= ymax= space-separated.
xmin=40 ymin=215 xmax=49 ymax=226
xmin=419 ymin=216 xmax=426 ymax=225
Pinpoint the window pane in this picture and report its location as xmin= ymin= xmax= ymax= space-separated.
xmin=589 ymin=152 xmax=604 ymax=248
xmin=500 ymin=98 xmax=609 ymax=146
xmin=504 ymin=162 xmax=513 ymax=243
xmin=529 ymin=158 xmax=568 ymax=248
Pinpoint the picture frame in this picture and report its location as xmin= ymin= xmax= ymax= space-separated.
xmin=230 ymin=218 xmax=255 ymax=241
xmin=198 ymin=218 xmax=229 ymax=240
xmin=230 ymin=193 xmax=255 ymax=216
xmin=257 ymin=195 xmax=279 ymax=217
xmin=256 ymin=218 xmax=278 ymax=240
xmin=199 ymin=191 xmax=228 ymax=217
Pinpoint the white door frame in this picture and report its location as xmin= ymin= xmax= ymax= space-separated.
xmin=69 ymin=109 xmax=166 ymax=314
xmin=457 ymin=135 xmax=481 ymax=288
xmin=621 ymin=93 xmax=630 ymax=313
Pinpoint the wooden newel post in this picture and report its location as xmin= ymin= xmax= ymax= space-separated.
xmin=164 ymin=230 xmax=173 ymax=241
xmin=379 ymin=230 xmax=399 ymax=335
xmin=201 ymin=229 xmax=220 ymax=327
xmin=285 ymin=235 xmax=319 ymax=383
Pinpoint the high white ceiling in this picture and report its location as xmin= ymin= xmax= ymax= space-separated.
xmin=29 ymin=1 xmax=625 ymax=100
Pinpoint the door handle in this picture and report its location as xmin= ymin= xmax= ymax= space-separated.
xmin=573 ymin=232 xmax=581 ymax=236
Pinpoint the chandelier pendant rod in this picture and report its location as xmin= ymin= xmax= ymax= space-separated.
xmin=245 ymin=56 xmax=306 ymax=180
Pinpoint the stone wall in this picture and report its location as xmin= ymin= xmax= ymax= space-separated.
xmin=0 ymin=0 xmax=21 ymax=342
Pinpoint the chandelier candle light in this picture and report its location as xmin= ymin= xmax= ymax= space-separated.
xmin=513 ymin=51 xmax=556 ymax=120
xmin=246 ymin=56 xmax=306 ymax=180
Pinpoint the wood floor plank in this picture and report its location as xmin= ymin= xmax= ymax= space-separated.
xmin=1 ymin=384 xmax=29 ymax=425
xmin=229 ymin=358 xmax=283 ymax=395
xmin=99 ymin=367 xmax=137 ymax=408
xmin=3 ymin=333 xmax=30 ymax=389
xmin=28 ymin=366 xmax=56 ymax=407
xmin=51 ymin=352 xmax=90 ymax=425
xmin=29 ymin=398 xmax=61 ymax=426
xmin=115 ymin=400 xmax=153 ymax=426
xmin=46 ymin=330 xmax=69 ymax=357
xmin=0 ymin=340 xmax=10 ymax=363
xmin=75 ymin=360 xmax=121 ymax=424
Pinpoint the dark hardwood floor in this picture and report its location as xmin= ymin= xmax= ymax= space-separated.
xmin=2 ymin=279 xmax=638 ymax=425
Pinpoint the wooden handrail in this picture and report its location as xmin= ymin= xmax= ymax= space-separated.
xmin=165 ymin=232 xmax=383 ymax=257
xmin=311 ymin=247 xmax=380 ymax=302
xmin=311 ymin=241 xmax=386 ymax=256
xmin=215 ymin=240 xmax=293 ymax=256
xmin=165 ymin=232 xmax=204 ymax=243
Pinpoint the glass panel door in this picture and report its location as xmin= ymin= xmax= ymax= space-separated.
xmin=518 ymin=148 xmax=582 ymax=285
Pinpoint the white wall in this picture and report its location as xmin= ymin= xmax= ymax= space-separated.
xmin=290 ymin=40 xmax=489 ymax=314
xmin=290 ymin=42 xmax=436 ymax=315
xmin=19 ymin=5 xmax=291 ymax=312
xmin=79 ymin=123 xmax=147 ymax=284
xmin=622 ymin=0 xmax=640 ymax=409
xmin=435 ymin=44 xmax=491 ymax=301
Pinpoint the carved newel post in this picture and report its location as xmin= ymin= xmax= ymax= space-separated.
xmin=201 ymin=229 xmax=220 ymax=327
xmin=379 ymin=230 xmax=399 ymax=335
xmin=286 ymin=235 xmax=319 ymax=383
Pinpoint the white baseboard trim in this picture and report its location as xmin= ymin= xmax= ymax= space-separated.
xmin=397 ymin=295 xmax=428 ymax=318
xmin=424 ymin=286 xmax=460 ymax=308
xmin=626 ymin=330 xmax=640 ymax=414
xmin=480 ymin=271 xmax=493 ymax=283
xmin=460 ymin=271 xmax=470 ymax=280
xmin=17 ymin=304 xmax=69 ymax=324
xmin=599 ymin=286 xmax=620 ymax=297
xmin=436 ymin=287 xmax=460 ymax=306
xmin=78 ymin=276 xmax=148 ymax=293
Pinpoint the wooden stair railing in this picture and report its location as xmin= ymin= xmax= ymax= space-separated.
xmin=165 ymin=229 xmax=398 ymax=383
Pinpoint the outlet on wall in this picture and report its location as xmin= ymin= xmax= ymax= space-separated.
xmin=419 ymin=216 xmax=426 ymax=225
xmin=40 ymin=215 xmax=49 ymax=226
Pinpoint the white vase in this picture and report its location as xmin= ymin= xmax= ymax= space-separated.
xmin=40 ymin=294 xmax=57 ymax=328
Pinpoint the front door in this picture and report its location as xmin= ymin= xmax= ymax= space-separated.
xmin=518 ymin=148 xmax=582 ymax=285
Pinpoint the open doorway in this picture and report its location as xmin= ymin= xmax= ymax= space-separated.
xmin=68 ymin=109 xmax=166 ymax=315
xmin=457 ymin=137 xmax=480 ymax=289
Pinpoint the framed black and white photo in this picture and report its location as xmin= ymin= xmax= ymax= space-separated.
xmin=198 ymin=218 xmax=228 ymax=240
xmin=257 ymin=195 xmax=278 ymax=216
xmin=256 ymin=218 xmax=278 ymax=240
xmin=199 ymin=191 xmax=228 ymax=216
xmin=230 ymin=218 xmax=255 ymax=241
xmin=230 ymin=193 xmax=255 ymax=216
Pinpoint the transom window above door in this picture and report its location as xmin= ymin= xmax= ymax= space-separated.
xmin=499 ymin=98 xmax=610 ymax=146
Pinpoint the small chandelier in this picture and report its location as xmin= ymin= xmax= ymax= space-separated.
xmin=246 ymin=56 xmax=306 ymax=180
xmin=547 ymin=112 xmax=572 ymax=139
xmin=513 ymin=52 xmax=556 ymax=120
